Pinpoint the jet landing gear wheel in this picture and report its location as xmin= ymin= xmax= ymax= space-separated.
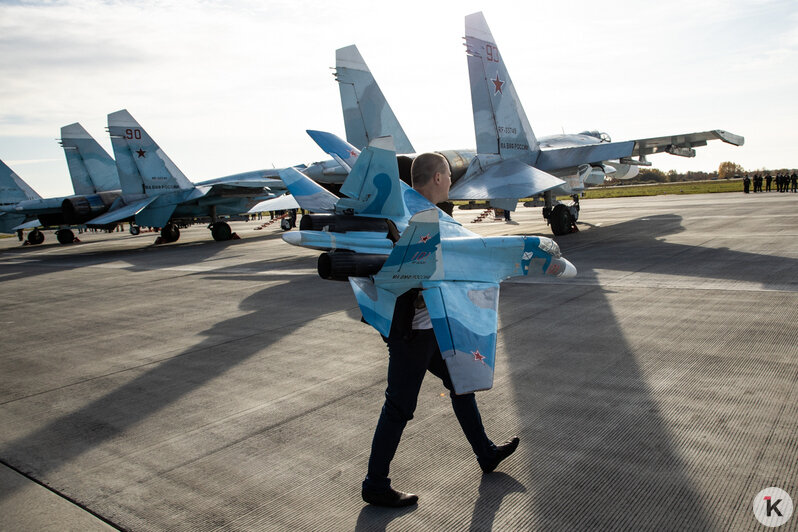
xmin=27 ymin=228 xmax=45 ymax=245
xmin=549 ymin=204 xmax=574 ymax=236
xmin=129 ymin=225 xmax=141 ymax=236
xmin=56 ymin=229 xmax=75 ymax=244
xmin=210 ymin=221 xmax=232 ymax=241
xmin=160 ymin=223 xmax=180 ymax=243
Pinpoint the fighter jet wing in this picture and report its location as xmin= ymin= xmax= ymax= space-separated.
xmin=85 ymin=196 xmax=158 ymax=226
xmin=10 ymin=218 xmax=42 ymax=231
xmin=196 ymin=170 xmax=285 ymax=191
xmin=248 ymin=194 xmax=300 ymax=213
xmin=449 ymin=157 xmax=565 ymax=201
xmin=536 ymin=141 xmax=636 ymax=171
xmin=631 ymin=130 xmax=744 ymax=158
xmin=422 ymin=281 xmax=499 ymax=394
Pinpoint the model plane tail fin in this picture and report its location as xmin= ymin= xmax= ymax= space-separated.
xmin=376 ymin=208 xmax=441 ymax=282
xmin=335 ymin=137 xmax=407 ymax=219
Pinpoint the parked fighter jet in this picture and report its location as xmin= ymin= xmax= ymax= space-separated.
xmin=329 ymin=14 xmax=744 ymax=236
xmin=278 ymin=137 xmax=576 ymax=394
xmin=0 ymin=123 xmax=122 ymax=245
xmin=462 ymin=11 xmax=744 ymax=234
xmin=0 ymin=159 xmax=42 ymax=237
xmin=84 ymin=110 xmax=283 ymax=243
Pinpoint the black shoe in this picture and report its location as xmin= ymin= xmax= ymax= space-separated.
xmin=480 ymin=436 xmax=520 ymax=474
xmin=362 ymin=486 xmax=419 ymax=507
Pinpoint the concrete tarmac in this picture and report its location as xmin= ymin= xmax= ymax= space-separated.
xmin=0 ymin=192 xmax=796 ymax=531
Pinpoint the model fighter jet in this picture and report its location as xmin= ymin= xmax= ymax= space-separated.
xmin=278 ymin=137 xmax=576 ymax=394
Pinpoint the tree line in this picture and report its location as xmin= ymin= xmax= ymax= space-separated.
xmin=609 ymin=162 xmax=797 ymax=185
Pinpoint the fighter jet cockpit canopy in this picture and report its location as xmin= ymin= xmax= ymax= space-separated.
xmin=579 ymin=130 xmax=612 ymax=143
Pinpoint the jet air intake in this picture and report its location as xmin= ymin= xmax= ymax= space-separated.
xmin=318 ymin=252 xmax=387 ymax=281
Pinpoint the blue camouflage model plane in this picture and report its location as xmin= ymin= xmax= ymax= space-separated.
xmin=83 ymin=109 xmax=285 ymax=243
xmin=279 ymin=137 xmax=576 ymax=394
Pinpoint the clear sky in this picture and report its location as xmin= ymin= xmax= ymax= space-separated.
xmin=1 ymin=0 xmax=796 ymax=197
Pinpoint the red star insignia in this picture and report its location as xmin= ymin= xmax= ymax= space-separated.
xmin=473 ymin=349 xmax=486 ymax=364
xmin=136 ymin=149 xmax=146 ymax=158
xmin=492 ymin=74 xmax=504 ymax=95
xmin=349 ymin=150 xmax=357 ymax=157
xmin=419 ymin=234 xmax=431 ymax=243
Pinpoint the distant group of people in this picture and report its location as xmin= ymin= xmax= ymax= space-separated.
xmin=247 ymin=209 xmax=300 ymax=229
xmin=742 ymin=172 xmax=797 ymax=193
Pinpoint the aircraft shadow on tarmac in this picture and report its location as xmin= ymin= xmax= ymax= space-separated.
xmin=546 ymin=214 xmax=797 ymax=287
xmin=1 ymin=214 xmax=794 ymax=529
xmin=0 ymin=260 xmax=358 ymax=525
xmin=0 ymin=230 xmax=291 ymax=284
xmin=489 ymin=212 xmax=798 ymax=529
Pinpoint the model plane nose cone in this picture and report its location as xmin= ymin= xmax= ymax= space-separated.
xmin=282 ymin=231 xmax=302 ymax=246
xmin=560 ymin=258 xmax=577 ymax=278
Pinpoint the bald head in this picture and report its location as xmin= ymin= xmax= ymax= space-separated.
xmin=411 ymin=153 xmax=451 ymax=204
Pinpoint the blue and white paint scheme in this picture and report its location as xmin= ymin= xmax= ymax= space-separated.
xmin=84 ymin=109 xmax=284 ymax=243
xmin=0 ymin=124 xmax=126 ymax=244
xmin=334 ymin=44 xmax=415 ymax=155
xmin=0 ymin=159 xmax=42 ymax=235
xmin=280 ymin=137 xmax=576 ymax=395
xmin=332 ymin=17 xmax=743 ymax=236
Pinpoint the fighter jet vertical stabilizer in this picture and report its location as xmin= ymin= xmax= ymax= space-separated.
xmin=335 ymin=45 xmax=415 ymax=154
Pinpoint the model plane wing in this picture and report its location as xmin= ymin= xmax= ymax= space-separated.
xmin=631 ymin=130 xmax=744 ymax=158
xmin=422 ymin=282 xmax=499 ymax=394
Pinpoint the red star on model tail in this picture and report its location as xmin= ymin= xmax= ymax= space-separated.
xmin=418 ymin=234 xmax=431 ymax=243
xmin=136 ymin=149 xmax=146 ymax=158
xmin=472 ymin=349 xmax=486 ymax=364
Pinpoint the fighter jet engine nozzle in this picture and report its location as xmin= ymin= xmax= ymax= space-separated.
xmin=318 ymin=252 xmax=387 ymax=281
xmin=437 ymin=150 xmax=477 ymax=183
xmin=61 ymin=191 xmax=120 ymax=224
xmin=300 ymin=214 xmax=391 ymax=234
